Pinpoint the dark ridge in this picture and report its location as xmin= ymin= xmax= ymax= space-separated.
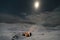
xmin=0 ymin=21 xmax=36 ymax=24
xmin=42 ymin=23 xmax=60 ymax=27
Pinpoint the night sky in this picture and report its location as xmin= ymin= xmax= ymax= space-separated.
xmin=0 ymin=0 xmax=60 ymax=24
xmin=0 ymin=0 xmax=60 ymax=25
xmin=0 ymin=0 xmax=60 ymax=14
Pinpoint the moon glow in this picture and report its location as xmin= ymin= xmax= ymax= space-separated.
xmin=34 ymin=1 xmax=39 ymax=9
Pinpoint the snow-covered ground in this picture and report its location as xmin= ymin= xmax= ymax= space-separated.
xmin=0 ymin=23 xmax=60 ymax=40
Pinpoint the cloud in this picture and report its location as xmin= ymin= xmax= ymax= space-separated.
xmin=0 ymin=13 xmax=35 ymax=24
xmin=0 ymin=13 xmax=23 ymax=23
xmin=24 ymin=6 xmax=60 ymax=31
xmin=42 ymin=7 xmax=60 ymax=27
xmin=26 ymin=6 xmax=60 ymax=27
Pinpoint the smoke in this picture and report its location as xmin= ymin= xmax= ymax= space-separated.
xmin=28 ymin=25 xmax=38 ymax=32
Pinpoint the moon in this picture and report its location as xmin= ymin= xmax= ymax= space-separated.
xmin=34 ymin=1 xmax=39 ymax=9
